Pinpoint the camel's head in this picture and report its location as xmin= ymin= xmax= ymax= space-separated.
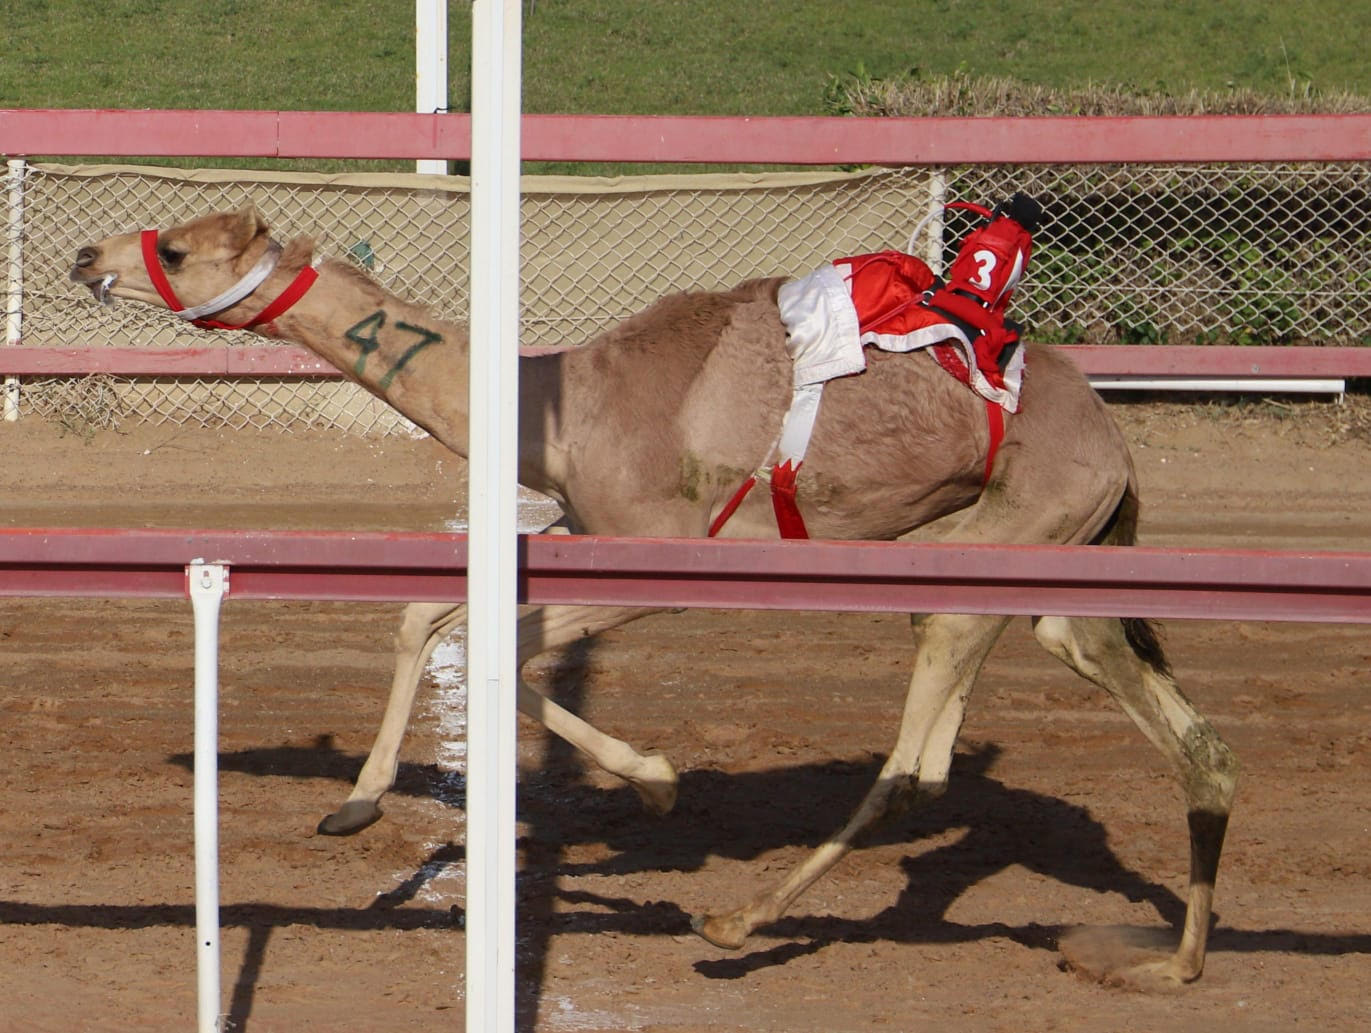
xmin=70 ymin=207 xmax=275 ymax=312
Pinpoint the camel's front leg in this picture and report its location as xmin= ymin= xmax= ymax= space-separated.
xmin=319 ymin=601 xmax=679 ymax=835
xmin=515 ymin=604 xmax=678 ymax=814
xmin=319 ymin=601 xmax=466 ymax=834
xmin=694 ymin=612 xmax=1009 ymax=949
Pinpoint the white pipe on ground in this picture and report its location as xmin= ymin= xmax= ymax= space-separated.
xmin=1088 ymin=376 xmax=1346 ymax=396
xmin=188 ymin=561 xmax=229 ymax=1033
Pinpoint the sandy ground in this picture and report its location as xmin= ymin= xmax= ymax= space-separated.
xmin=1 ymin=397 xmax=1370 ymax=1032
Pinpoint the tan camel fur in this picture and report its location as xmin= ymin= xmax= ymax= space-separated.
xmin=72 ymin=207 xmax=1239 ymax=987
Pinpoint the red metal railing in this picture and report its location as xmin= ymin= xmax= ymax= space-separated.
xmin=4 ymin=344 xmax=1371 ymax=379
xmin=6 ymin=109 xmax=1370 ymax=384
xmin=4 ymin=109 xmax=1370 ymax=164
xmin=3 ymin=528 xmax=1369 ymax=623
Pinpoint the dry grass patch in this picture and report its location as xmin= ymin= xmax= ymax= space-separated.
xmin=1113 ymin=393 xmax=1371 ymax=450
xmin=830 ymin=71 xmax=1371 ymax=118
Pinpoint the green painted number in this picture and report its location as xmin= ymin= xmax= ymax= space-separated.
xmin=344 ymin=311 xmax=386 ymax=377
xmin=379 ymin=321 xmax=443 ymax=389
xmin=343 ymin=311 xmax=444 ymax=388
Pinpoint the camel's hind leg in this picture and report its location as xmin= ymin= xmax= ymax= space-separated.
xmin=319 ymin=601 xmax=678 ymax=835
xmin=693 ymin=609 xmax=1012 ymax=949
xmin=1032 ymin=614 xmax=1238 ymax=985
xmin=693 ymin=391 xmax=1138 ymax=952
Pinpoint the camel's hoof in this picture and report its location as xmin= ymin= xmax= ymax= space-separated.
xmin=690 ymin=911 xmax=749 ymax=951
xmin=316 ymin=800 xmax=383 ymax=836
xmin=632 ymin=753 xmax=679 ymax=816
xmin=1118 ymin=958 xmax=1196 ymax=990
xmin=1058 ymin=926 xmax=1193 ymax=991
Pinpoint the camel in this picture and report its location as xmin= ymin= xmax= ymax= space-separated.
xmin=71 ymin=207 xmax=1238 ymax=987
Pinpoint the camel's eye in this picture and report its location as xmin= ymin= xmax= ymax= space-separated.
xmin=157 ymin=244 xmax=186 ymax=269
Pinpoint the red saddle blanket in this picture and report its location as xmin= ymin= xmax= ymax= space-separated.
xmin=841 ymin=249 xmax=1024 ymax=408
xmin=780 ymin=196 xmax=1036 ymax=412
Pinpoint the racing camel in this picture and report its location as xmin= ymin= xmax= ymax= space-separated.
xmin=71 ymin=206 xmax=1238 ymax=987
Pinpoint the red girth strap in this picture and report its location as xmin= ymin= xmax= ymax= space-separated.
xmin=140 ymin=229 xmax=318 ymax=331
xmin=707 ymin=474 xmax=756 ymax=537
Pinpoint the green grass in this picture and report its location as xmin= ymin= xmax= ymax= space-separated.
xmin=3 ymin=1 xmax=414 ymax=111
xmin=518 ymin=0 xmax=1371 ymax=113
xmin=4 ymin=0 xmax=1370 ymax=171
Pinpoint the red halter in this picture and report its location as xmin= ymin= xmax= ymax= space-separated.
xmin=140 ymin=229 xmax=318 ymax=331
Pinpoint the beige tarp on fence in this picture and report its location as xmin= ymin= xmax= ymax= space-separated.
xmin=13 ymin=163 xmax=937 ymax=432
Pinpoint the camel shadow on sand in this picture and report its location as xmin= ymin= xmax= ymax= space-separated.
xmin=155 ymin=635 xmax=1368 ymax=1028
xmin=182 ymin=733 xmax=1371 ymax=972
xmin=181 ymin=735 xmax=1187 ymax=1027
xmin=189 ymin=735 xmax=1168 ymax=916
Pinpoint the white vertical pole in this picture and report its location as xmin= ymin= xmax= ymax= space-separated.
xmin=4 ymin=158 xmax=24 ymax=422
xmin=923 ymin=169 xmax=947 ymax=276
xmin=467 ymin=1 xmax=521 ymax=1032
xmin=188 ymin=561 xmax=229 ymax=1033
xmin=416 ymin=0 xmax=449 ymax=175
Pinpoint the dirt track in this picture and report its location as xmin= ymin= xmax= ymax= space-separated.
xmin=1 ymin=401 xmax=1370 ymax=1032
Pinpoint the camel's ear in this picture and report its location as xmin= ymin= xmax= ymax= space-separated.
xmin=228 ymin=206 xmax=270 ymax=249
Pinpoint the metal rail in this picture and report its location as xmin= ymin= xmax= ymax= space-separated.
xmin=3 ymin=345 xmax=1365 ymax=398
xmin=5 ymin=110 xmax=1369 ymax=397
xmin=4 ymin=109 xmax=1371 ymax=165
xmin=5 ymin=344 xmax=1371 ymax=378
xmin=2 ymin=528 xmax=1368 ymax=623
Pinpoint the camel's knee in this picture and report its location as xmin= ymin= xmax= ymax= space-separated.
xmin=867 ymin=765 xmax=950 ymax=825
xmin=1032 ymin=614 xmax=1094 ymax=671
xmin=395 ymin=602 xmax=460 ymax=656
xmin=394 ymin=604 xmax=437 ymax=651
xmin=1179 ymin=719 xmax=1240 ymax=814
xmin=1035 ymin=617 xmax=1239 ymax=814
xmin=1140 ymin=665 xmax=1239 ymax=814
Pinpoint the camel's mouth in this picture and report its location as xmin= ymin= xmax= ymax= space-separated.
xmin=92 ymin=273 xmax=118 ymax=305
xmin=72 ymin=269 xmax=119 ymax=305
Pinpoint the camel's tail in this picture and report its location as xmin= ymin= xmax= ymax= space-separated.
xmin=1097 ymin=479 xmax=1173 ymax=678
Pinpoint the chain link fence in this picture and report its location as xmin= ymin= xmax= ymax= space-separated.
xmin=951 ymin=162 xmax=1371 ymax=348
xmin=7 ymin=159 xmax=1369 ymax=434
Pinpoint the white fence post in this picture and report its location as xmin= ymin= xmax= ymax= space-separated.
xmin=467 ymin=0 xmax=522 ymax=1030
xmin=922 ymin=168 xmax=946 ymax=276
xmin=187 ymin=561 xmax=230 ymax=1033
xmin=415 ymin=0 xmax=449 ymax=175
xmin=4 ymin=158 xmax=24 ymax=422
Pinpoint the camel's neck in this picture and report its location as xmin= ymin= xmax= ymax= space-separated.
xmin=257 ymin=254 xmax=573 ymax=498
